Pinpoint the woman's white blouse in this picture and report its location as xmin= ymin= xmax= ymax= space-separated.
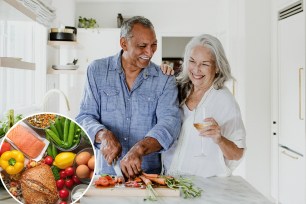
xmin=162 ymin=86 xmax=246 ymax=178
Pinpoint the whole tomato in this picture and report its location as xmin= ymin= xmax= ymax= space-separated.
xmin=56 ymin=179 xmax=65 ymax=189
xmin=59 ymin=189 xmax=69 ymax=200
xmin=59 ymin=170 xmax=67 ymax=179
xmin=44 ymin=156 xmax=53 ymax=166
xmin=65 ymin=166 xmax=74 ymax=177
xmin=72 ymin=175 xmax=81 ymax=184
xmin=0 ymin=142 xmax=10 ymax=156
xmin=65 ymin=179 xmax=74 ymax=189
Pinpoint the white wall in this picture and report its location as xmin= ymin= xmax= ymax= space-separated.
xmin=72 ymin=1 xmax=273 ymax=200
xmin=244 ymin=0 xmax=272 ymax=200
xmin=76 ymin=0 xmax=223 ymax=34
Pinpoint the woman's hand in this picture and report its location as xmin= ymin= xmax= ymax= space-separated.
xmin=199 ymin=118 xmax=222 ymax=144
xmin=199 ymin=118 xmax=244 ymax=160
xmin=160 ymin=64 xmax=175 ymax=76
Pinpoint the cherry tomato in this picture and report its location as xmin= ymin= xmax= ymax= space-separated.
xmin=65 ymin=167 xmax=74 ymax=177
xmin=59 ymin=189 xmax=69 ymax=200
xmin=72 ymin=175 xmax=81 ymax=184
xmin=0 ymin=142 xmax=10 ymax=156
xmin=65 ymin=179 xmax=74 ymax=189
xmin=44 ymin=156 xmax=53 ymax=166
xmin=59 ymin=170 xmax=67 ymax=179
xmin=56 ymin=179 xmax=65 ymax=189
xmin=59 ymin=202 xmax=67 ymax=204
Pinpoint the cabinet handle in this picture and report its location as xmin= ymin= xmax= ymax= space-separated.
xmin=299 ymin=68 xmax=304 ymax=120
xmin=281 ymin=150 xmax=299 ymax=160
xmin=232 ymin=79 xmax=236 ymax=97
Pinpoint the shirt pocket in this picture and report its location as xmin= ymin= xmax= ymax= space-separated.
xmin=101 ymin=87 xmax=119 ymax=112
xmin=138 ymin=93 xmax=158 ymax=116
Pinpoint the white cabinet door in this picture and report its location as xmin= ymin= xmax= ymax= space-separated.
xmin=77 ymin=28 xmax=121 ymax=70
xmin=278 ymin=12 xmax=305 ymax=154
xmin=279 ymin=146 xmax=305 ymax=204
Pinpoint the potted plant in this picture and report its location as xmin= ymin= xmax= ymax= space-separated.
xmin=78 ymin=16 xmax=99 ymax=29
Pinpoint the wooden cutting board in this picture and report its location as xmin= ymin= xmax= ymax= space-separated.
xmin=87 ymin=185 xmax=180 ymax=197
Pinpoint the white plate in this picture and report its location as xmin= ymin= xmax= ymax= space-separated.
xmin=5 ymin=122 xmax=49 ymax=161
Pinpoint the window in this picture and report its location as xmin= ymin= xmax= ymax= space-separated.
xmin=0 ymin=20 xmax=47 ymax=118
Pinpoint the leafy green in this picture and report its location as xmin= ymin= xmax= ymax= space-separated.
xmin=165 ymin=176 xmax=202 ymax=199
xmin=0 ymin=109 xmax=23 ymax=138
xmin=51 ymin=165 xmax=60 ymax=180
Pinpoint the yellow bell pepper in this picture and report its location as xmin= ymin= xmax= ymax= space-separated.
xmin=53 ymin=152 xmax=76 ymax=169
xmin=0 ymin=150 xmax=24 ymax=174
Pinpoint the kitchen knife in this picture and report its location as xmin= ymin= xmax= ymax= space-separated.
xmin=113 ymin=160 xmax=125 ymax=184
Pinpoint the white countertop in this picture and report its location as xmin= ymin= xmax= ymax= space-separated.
xmin=81 ymin=176 xmax=274 ymax=204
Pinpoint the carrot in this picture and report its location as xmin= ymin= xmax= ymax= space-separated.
xmin=139 ymin=175 xmax=158 ymax=201
xmin=134 ymin=177 xmax=142 ymax=182
xmin=142 ymin=172 xmax=159 ymax=178
xmin=146 ymin=177 xmax=166 ymax=185
xmin=139 ymin=175 xmax=152 ymax=186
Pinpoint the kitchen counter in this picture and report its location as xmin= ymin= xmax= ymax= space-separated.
xmin=81 ymin=176 xmax=274 ymax=204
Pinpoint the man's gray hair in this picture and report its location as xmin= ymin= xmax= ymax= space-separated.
xmin=176 ymin=34 xmax=234 ymax=105
xmin=120 ymin=16 xmax=154 ymax=39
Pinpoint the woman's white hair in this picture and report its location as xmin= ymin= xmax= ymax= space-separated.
xmin=176 ymin=34 xmax=234 ymax=105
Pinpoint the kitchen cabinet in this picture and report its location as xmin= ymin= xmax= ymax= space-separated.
xmin=278 ymin=146 xmax=305 ymax=204
xmin=278 ymin=10 xmax=305 ymax=154
xmin=277 ymin=2 xmax=305 ymax=203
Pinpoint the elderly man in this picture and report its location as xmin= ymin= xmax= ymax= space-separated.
xmin=76 ymin=16 xmax=181 ymax=178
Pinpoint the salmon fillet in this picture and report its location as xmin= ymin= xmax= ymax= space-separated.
xmin=7 ymin=124 xmax=45 ymax=158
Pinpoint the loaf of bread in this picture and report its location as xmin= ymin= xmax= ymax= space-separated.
xmin=20 ymin=164 xmax=58 ymax=204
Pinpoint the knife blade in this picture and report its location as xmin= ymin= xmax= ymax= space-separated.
xmin=113 ymin=160 xmax=125 ymax=184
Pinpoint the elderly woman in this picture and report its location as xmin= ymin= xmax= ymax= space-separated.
xmin=162 ymin=34 xmax=246 ymax=178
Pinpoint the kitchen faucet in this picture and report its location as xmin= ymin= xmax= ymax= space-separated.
xmin=42 ymin=89 xmax=70 ymax=112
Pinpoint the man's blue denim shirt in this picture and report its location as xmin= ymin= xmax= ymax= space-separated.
xmin=76 ymin=51 xmax=181 ymax=175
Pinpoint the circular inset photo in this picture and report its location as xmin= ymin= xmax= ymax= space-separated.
xmin=0 ymin=112 xmax=95 ymax=204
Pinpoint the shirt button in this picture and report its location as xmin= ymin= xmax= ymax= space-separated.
xmin=127 ymin=98 xmax=130 ymax=101
xmin=126 ymin=117 xmax=130 ymax=120
xmin=124 ymin=138 xmax=127 ymax=141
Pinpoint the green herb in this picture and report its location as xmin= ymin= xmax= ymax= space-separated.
xmin=51 ymin=166 xmax=60 ymax=180
xmin=0 ymin=109 xmax=23 ymax=138
xmin=165 ymin=176 xmax=202 ymax=199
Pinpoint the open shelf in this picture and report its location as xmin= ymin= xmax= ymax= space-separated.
xmin=47 ymin=68 xmax=85 ymax=75
xmin=48 ymin=41 xmax=78 ymax=48
xmin=0 ymin=57 xmax=35 ymax=70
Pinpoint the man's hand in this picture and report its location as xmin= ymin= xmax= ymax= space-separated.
xmin=96 ymin=130 xmax=122 ymax=165
xmin=120 ymin=147 xmax=142 ymax=178
xmin=120 ymin=137 xmax=162 ymax=178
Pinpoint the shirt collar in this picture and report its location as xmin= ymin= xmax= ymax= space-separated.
xmin=111 ymin=50 xmax=159 ymax=77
